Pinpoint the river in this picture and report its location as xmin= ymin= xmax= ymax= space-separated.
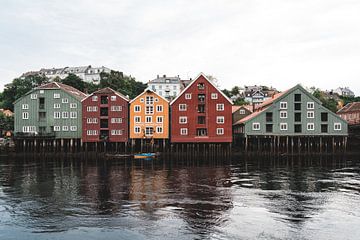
xmin=0 ymin=153 xmax=359 ymax=239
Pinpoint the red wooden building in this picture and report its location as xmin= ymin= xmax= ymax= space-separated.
xmin=82 ymin=87 xmax=129 ymax=143
xmin=170 ymin=73 xmax=233 ymax=143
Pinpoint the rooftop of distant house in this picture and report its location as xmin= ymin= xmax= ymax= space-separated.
xmin=338 ymin=102 xmax=360 ymax=113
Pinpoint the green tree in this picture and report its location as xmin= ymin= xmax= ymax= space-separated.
xmin=222 ymin=89 xmax=232 ymax=98
xmin=0 ymin=112 xmax=14 ymax=132
xmin=61 ymin=74 xmax=87 ymax=92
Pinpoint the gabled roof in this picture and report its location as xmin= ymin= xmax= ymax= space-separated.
xmin=82 ymin=87 xmax=129 ymax=102
xmin=36 ymin=82 xmax=88 ymax=100
xmin=170 ymin=73 xmax=233 ymax=105
xmin=232 ymin=105 xmax=254 ymax=114
xmin=337 ymin=102 xmax=360 ymax=113
xmin=130 ymin=88 xmax=169 ymax=104
xmin=232 ymin=106 xmax=241 ymax=113
xmin=234 ymin=107 xmax=269 ymax=125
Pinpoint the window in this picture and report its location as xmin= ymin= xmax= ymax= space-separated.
xmin=295 ymin=112 xmax=301 ymax=122
xmin=156 ymin=116 xmax=163 ymax=123
xmin=39 ymin=90 xmax=44 ymax=94
xmin=196 ymin=128 xmax=207 ymax=136
xmin=62 ymin=126 xmax=69 ymax=131
xmin=111 ymin=130 xmax=122 ymax=135
xmin=266 ymin=112 xmax=273 ymax=122
xmin=145 ymin=116 xmax=152 ymax=123
xmin=86 ymin=118 xmax=98 ymax=124
xmin=307 ymin=123 xmax=315 ymax=131
xmin=134 ymin=126 xmax=141 ymax=133
xmin=101 ymin=96 xmax=108 ymax=104
xmin=211 ymin=93 xmax=218 ymax=99
xmin=198 ymin=94 xmax=205 ymax=102
xmin=140 ymin=98 xmax=144 ymax=102
xmin=134 ymin=105 xmax=140 ymax=112
xmin=62 ymin=98 xmax=68 ymax=103
xmin=111 ymin=118 xmax=122 ymax=123
xmin=216 ymin=128 xmax=224 ymax=135
xmin=157 ymin=105 xmax=163 ymax=112
xmin=197 ymin=83 xmax=205 ymax=90
xmin=198 ymin=104 xmax=205 ymax=113
xmin=280 ymin=102 xmax=287 ymax=109
xmin=179 ymin=116 xmax=187 ymax=124
xmin=185 ymin=93 xmax=192 ymax=99
xmin=307 ymin=111 xmax=314 ymax=119
xmin=54 ymin=103 xmax=60 ymax=109
xmin=216 ymin=104 xmax=224 ymax=111
xmin=155 ymin=98 xmax=159 ymax=102
xmin=92 ymin=96 xmax=98 ymax=101
xmin=280 ymin=123 xmax=287 ymax=131
xmin=294 ymin=103 xmax=301 ymax=111
xmin=111 ymin=106 xmax=122 ymax=111
xmin=87 ymin=130 xmax=98 ymax=135
xmin=334 ymin=123 xmax=341 ymax=131
xmin=216 ymin=116 xmax=225 ymax=124
xmin=54 ymin=112 xmax=61 ymax=119
xmin=321 ymin=113 xmax=328 ymax=122
xmin=294 ymin=94 xmax=301 ymax=102
xmin=54 ymin=126 xmax=60 ymax=131
xmin=70 ymin=112 xmax=77 ymax=118
xmin=266 ymin=124 xmax=273 ymax=133
xmin=70 ymin=126 xmax=77 ymax=131
xmin=240 ymin=109 xmax=246 ymax=114
xmin=30 ymin=94 xmax=37 ymax=99
xmin=145 ymin=106 xmax=154 ymax=114
xmin=145 ymin=127 xmax=154 ymax=136
xmin=54 ymin=93 xmax=60 ymax=99
xmin=70 ymin=103 xmax=77 ymax=108
xmin=22 ymin=104 xmax=29 ymax=110
xmin=252 ymin=123 xmax=260 ymax=130
xmin=22 ymin=126 xmax=36 ymax=133
xmin=146 ymin=96 xmax=154 ymax=105
xmin=62 ymin=112 xmax=69 ymax=119
xmin=280 ymin=111 xmax=287 ymax=119
xmin=134 ymin=116 xmax=141 ymax=123
xmin=180 ymin=128 xmax=188 ymax=135
xmin=321 ymin=124 xmax=328 ymax=133
xmin=111 ymin=96 xmax=116 ymax=101
xmin=307 ymin=102 xmax=314 ymax=109
xmin=156 ymin=126 xmax=163 ymax=133
xmin=198 ymin=116 xmax=206 ymax=124
xmin=294 ymin=124 xmax=302 ymax=133
xmin=179 ymin=104 xmax=187 ymax=111
xmin=22 ymin=112 xmax=29 ymax=119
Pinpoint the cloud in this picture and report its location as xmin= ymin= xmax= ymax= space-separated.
xmin=0 ymin=0 xmax=360 ymax=94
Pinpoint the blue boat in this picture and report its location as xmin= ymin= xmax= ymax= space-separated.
xmin=133 ymin=153 xmax=158 ymax=159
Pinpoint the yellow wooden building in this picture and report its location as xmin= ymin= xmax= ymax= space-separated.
xmin=129 ymin=89 xmax=169 ymax=150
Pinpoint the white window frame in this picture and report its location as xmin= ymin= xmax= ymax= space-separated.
xmin=111 ymin=96 xmax=117 ymax=101
xmin=145 ymin=96 xmax=154 ymax=105
xmin=54 ymin=126 xmax=60 ymax=131
xmin=156 ymin=126 xmax=163 ymax=133
xmin=145 ymin=116 xmax=152 ymax=123
xmin=22 ymin=104 xmax=29 ymax=110
xmin=62 ymin=112 xmax=69 ymax=119
xmin=179 ymin=116 xmax=187 ymax=124
xmin=252 ymin=122 xmax=260 ymax=130
xmin=134 ymin=116 xmax=141 ymax=123
xmin=145 ymin=106 xmax=154 ymax=114
xmin=111 ymin=106 xmax=122 ymax=112
xmin=216 ymin=104 xmax=224 ymax=111
xmin=70 ymin=103 xmax=77 ymax=108
xmin=280 ymin=102 xmax=288 ymax=110
xmin=185 ymin=93 xmax=192 ymax=99
xmin=240 ymin=109 xmax=246 ymax=114
xmin=307 ymin=123 xmax=315 ymax=131
xmin=216 ymin=116 xmax=225 ymax=124
xmin=62 ymin=98 xmax=68 ymax=104
xmin=70 ymin=112 xmax=77 ymax=119
xmin=280 ymin=111 xmax=287 ymax=119
xmin=145 ymin=127 xmax=154 ymax=136
xmin=134 ymin=105 xmax=141 ymax=112
xmin=307 ymin=111 xmax=314 ymax=119
xmin=211 ymin=93 xmax=218 ymax=99
xmin=70 ymin=126 xmax=77 ymax=131
xmin=22 ymin=112 xmax=29 ymax=119
xmin=92 ymin=96 xmax=98 ymax=101
xmin=62 ymin=126 xmax=69 ymax=131
xmin=134 ymin=126 xmax=141 ymax=133
xmin=156 ymin=116 xmax=163 ymax=123
xmin=111 ymin=118 xmax=122 ymax=123
xmin=216 ymin=128 xmax=224 ymax=135
xmin=307 ymin=102 xmax=315 ymax=110
xmin=30 ymin=94 xmax=37 ymax=99
xmin=54 ymin=112 xmax=61 ymax=119
xmin=280 ymin=123 xmax=287 ymax=131
xmin=111 ymin=129 xmax=122 ymax=135
xmin=334 ymin=123 xmax=341 ymax=131
xmin=179 ymin=104 xmax=187 ymax=111
xmin=156 ymin=105 xmax=163 ymax=112
xmin=54 ymin=103 xmax=60 ymax=109
xmin=180 ymin=128 xmax=188 ymax=135
xmin=54 ymin=93 xmax=60 ymax=99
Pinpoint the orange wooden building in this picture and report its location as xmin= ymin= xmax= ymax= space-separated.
xmin=129 ymin=89 xmax=169 ymax=151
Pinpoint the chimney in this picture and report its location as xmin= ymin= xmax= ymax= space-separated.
xmin=157 ymin=74 xmax=159 ymax=79
xmin=163 ymin=74 xmax=166 ymax=78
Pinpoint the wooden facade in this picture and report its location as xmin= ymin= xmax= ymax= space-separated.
xmin=82 ymin=87 xmax=129 ymax=143
xmin=337 ymin=102 xmax=360 ymax=125
xmin=129 ymin=89 xmax=169 ymax=140
xmin=170 ymin=74 xmax=233 ymax=143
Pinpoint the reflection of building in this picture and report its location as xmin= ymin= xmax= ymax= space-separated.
xmin=82 ymin=87 xmax=129 ymax=143
xmin=21 ymin=65 xmax=112 ymax=84
xmin=337 ymin=102 xmax=360 ymax=125
xmin=147 ymin=75 xmax=190 ymax=99
xmin=170 ymin=73 xmax=233 ymax=143
xmin=333 ymin=87 xmax=355 ymax=97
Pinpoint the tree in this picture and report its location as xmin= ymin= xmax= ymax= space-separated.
xmin=222 ymin=89 xmax=232 ymax=98
xmin=231 ymin=86 xmax=240 ymax=96
xmin=61 ymin=74 xmax=86 ymax=92
xmin=0 ymin=75 xmax=48 ymax=110
xmin=0 ymin=112 xmax=14 ymax=132
xmin=206 ymin=75 xmax=220 ymax=87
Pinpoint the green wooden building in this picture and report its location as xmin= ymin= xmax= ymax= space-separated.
xmin=234 ymin=84 xmax=348 ymax=151
xmin=14 ymin=82 xmax=87 ymax=140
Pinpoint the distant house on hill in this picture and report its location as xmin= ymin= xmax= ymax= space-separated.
xmin=243 ymin=85 xmax=279 ymax=107
xmin=337 ymin=102 xmax=360 ymax=125
xmin=147 ymin=75 xmax=190 ymax=100
xmin=333 ymin=87 xmax=355 ymax=97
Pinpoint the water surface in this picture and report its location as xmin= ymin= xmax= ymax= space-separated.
xmin=0 ymin=153 xmax=359 ymax=239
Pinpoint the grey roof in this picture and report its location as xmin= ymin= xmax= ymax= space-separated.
xmin=149 ymin=75 xmax=181 ymax=84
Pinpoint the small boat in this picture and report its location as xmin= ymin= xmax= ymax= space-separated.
xmin=133 ymin=153 xmax=158 ymax=159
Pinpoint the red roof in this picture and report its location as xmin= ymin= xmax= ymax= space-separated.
xmin=233 ymin=107 xmax=269 ymax=125
xmin=36 ymin=82 xmax=88 ymax=100
xmin=337 ymin=102 xmax=360 ymax=113
xmin=232 ymin=106 xmax=241 ymax=113
xmin=255 ymin=90 xmax=288 ymax=110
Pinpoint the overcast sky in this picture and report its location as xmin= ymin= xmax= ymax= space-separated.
xmin=1 ymin=0 xmax=360 ymax=94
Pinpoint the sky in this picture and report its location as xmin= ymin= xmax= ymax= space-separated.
xmin=1 ymin=0 xmax=360 ymax=94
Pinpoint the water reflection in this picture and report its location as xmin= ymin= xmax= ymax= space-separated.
xmin=0 ymin=153 xmax=359 ymax=239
